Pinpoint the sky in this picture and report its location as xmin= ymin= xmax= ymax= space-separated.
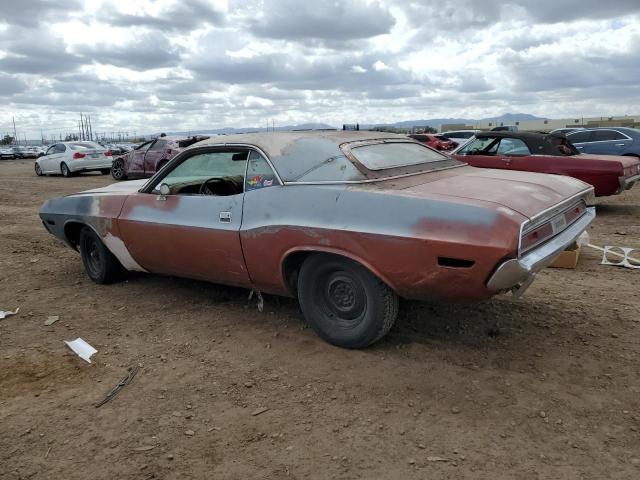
xmin=0 ymin=0 xmax=639 ymax=139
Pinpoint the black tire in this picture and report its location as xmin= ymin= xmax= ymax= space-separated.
xmin=297 ymin=254 xmax=398 ymax=348
xmin=111 ymin=158 xmax=126 ymax=180
xmin=100 ymin=168 xmax=111 ymax=175
xmin=79 ymin=227 xmax=123 ymax=284
xmin=34 ymin=163 xmax=43 ymax=176
xmin=60 ymin=162 xmax=72 ymax=177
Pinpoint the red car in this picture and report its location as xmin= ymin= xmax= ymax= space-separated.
xmin=451 ymin=132 xmax=640 ymax=197
xmin=111 ymin=135 xmax=209 ymax=180
xmin=409 ymin=134 xmax=458 ymax=151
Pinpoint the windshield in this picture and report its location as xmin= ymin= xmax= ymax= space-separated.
xmin=349 ymin=141 xmax=452 ymax=170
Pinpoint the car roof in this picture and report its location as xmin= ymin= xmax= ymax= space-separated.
xmin=191 ymin=130 xmax=406 ymax=181
xmin=474 ymin=130 xmax=577 ymax=155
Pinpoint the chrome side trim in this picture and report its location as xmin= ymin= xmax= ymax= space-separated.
xmin=617 ymin=173 xmax=640 ymax=194
xmin=282 ymin=163 xmax=467 ymax=186
xmin=488 ymin=207 xmax=595 ymax=292
xmin=525 ymin=187 xmax=593 ymax=226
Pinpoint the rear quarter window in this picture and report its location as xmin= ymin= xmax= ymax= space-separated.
xmin=349 ymin=142 xmax=451 ymax=170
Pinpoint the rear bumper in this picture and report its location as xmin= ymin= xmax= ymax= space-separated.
xmin=617 ymin=173 xmax=640 ymax=193
xmin=487 ymin=207 xmax=595 ymax=293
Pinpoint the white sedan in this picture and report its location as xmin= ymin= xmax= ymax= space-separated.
xmin=35 ymin=142 xmax=113 ymax=177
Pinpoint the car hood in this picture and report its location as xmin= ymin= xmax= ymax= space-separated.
xmin=578 ymin=153 xmax=639 ymax=168
xmin=382 ymin=166 xmax=592 ymax=220
xmin=74 ymin=179 xmax=148 ymax=196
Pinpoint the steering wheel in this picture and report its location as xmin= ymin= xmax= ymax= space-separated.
xmin=199 ymin=177 xmax=222 ymax=195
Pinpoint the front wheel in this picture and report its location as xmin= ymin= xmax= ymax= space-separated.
xmin=111 ymin=158 xmax=126 ymax=180
xmin=79 ymin=227 xmax=123 ymax=284
xmin=297 ymin=254 xmax=398 ymax=348
xmin=34 ymin=163 xmax=43 ymax=176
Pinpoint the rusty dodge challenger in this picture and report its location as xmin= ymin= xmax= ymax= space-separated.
xmin=40 ymin=131 xmax=595 ymax=348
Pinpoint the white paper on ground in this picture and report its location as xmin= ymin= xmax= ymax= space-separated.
xmin=0 ymin=308 xmax=19 ymax=320
xmin=64 ymin=338 xmax=98 ymax=363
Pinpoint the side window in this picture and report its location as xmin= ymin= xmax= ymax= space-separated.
xmin=155 ymin=150 xmax=247 ymax=196
xmin=593 ymin=130 xmax=626 ymax=141
xmin=458 ymin=137 xmax=497 ymax=155
xmin=149 ymin=139 xmax=167 ymax=151
xmin=55 ymin=144 xmax=66 ymax=153
xmin=567 ymin=131 xmax=591 ymax=143
xmin=46 ymin=145 xmax=56 ymax=155
xmin=497 ymin=138 xmax=530 ymax=156
xmin=245 ymin=151 xmax=279 ymax=191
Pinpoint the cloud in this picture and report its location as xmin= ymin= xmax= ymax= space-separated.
xmin=0 ymin=0 xmax=639 ymax=138
xmin=250 ymin=0 xmax=395 ymax=41
xmin=101 ymin=0 xmax=226 ymax=31
xmin=0 ymin=0 xmax=81 ymax=28
xmin=0 ymin=74 xmax=28 ymax=95
xmin=75 ymin=33 xmax=183 ymax=70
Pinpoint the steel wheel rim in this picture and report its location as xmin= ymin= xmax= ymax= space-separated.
xmin=84 ymin=236 xmax=102 ymax=277
xmin=314 ymin=268 xmax=366 ymax=329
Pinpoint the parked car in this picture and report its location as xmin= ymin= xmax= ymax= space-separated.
xmin=439 ymin=129 xmax=481 ymax=146
xmin=0 ymin=147 xmax=15 ymax=160
xmin=13 ymin=146 xmax=40 ymax=159
xmin=451 ymin=131 xmax=640 ymax=197
xmin=40 ymin=131 xmax=595 ymax=348
xmin=408 ymin=133 xmax=458 ymax=151
xmin=566 ymin=127 xmax=640 ymax=157
xmin=111 ymin=135 xmax=209 ymax=180
xmin=35 ymin=141 xmax=113 ymax=177
xmin=550 ymin=127 xmax=584 ymax=135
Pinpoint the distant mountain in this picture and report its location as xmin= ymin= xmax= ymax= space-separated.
xmin=156 ymin=114 xmax=545 ymax=137
xmin=161 ymin=122 xmax=335 ymax=137
xmin=365 ymin=113 xmax=546 ymax=129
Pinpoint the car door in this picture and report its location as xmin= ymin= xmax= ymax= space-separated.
xmin=128 ymin=141 xmax=152 ymax=176
xmin=566 ymin=130 xmax=592 ymax=154
xmin=143 ymin=139 xmax=167 ymax=175
xmin=43 ymin=144 xmax=63 ymax=172
xmin=116 ymin=147 xmax=252 ymax=287
xmin=587 ymin=129 xmax=632 ymax=155
xmin=453 ymin=136 xmax=507 ymax=169
xmin=494 ymin=138 xmax=533 ymax=170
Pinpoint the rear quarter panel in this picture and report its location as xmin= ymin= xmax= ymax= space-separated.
xmin=240 ymin=184 xmax=524 ymax=302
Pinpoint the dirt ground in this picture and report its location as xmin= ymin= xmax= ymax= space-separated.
xmin=0 ymin=158 xmax=639 ymax=480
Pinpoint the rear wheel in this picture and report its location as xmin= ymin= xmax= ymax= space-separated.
xmin=34 ymin=163 xmax=43 ymax=176
xmin=60 ymin=162 xmax=72 ymax=177
xmin=111 ymin=158 xmax=126 ymax=180
xmin=297 ymin=254 xmax=398 ymax=348
xmin=79 ymin=227 xmax=123 ymax=284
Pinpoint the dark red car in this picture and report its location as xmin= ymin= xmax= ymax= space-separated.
xmin=409 ymin=134 xmax=458 ymax=151
xmin=451 ymin=131 xmax=640 ymax=197
xmin=111 ymin=135 xmax=209 ymax=180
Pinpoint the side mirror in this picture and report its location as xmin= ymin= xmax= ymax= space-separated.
xmin=159 ymin=183 xmax=170 ymax=196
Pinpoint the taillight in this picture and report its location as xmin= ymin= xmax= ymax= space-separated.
xmin=73 ymin=152 xmax=85 ymax=159
xmin=520 ymin=223 xmax=554 ymax=252
xmin=104 ymin=151 xmax=112 ymax=156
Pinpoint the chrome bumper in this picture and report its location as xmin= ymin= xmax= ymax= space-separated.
xmin=487 ymin=207 xmax=596 ymax=294
xmin=617 ymin=173 xmax=640 ymax=193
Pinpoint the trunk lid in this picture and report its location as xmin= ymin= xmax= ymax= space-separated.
xmin=383 ymin=166 xmax=592 ymax=220
xmin=579 ymin=153 xmax=639 ymax=169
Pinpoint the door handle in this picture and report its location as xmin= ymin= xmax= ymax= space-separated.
xmin=615 ymin=143 xmax=626 ymax=146
xmin=501 ymin=157 xmax=512 ymax=165
xmin=219 ymin=211 xmax=232 ymax=223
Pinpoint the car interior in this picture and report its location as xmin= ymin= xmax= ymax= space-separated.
xmin=153 ymin=151 xmax=248 ymax=196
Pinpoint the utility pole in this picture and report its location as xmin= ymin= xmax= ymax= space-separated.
xmin=88 ymin=115 xmax=93 ymax=141
xmin=12 ymin=116 xmax=17 ymax=145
